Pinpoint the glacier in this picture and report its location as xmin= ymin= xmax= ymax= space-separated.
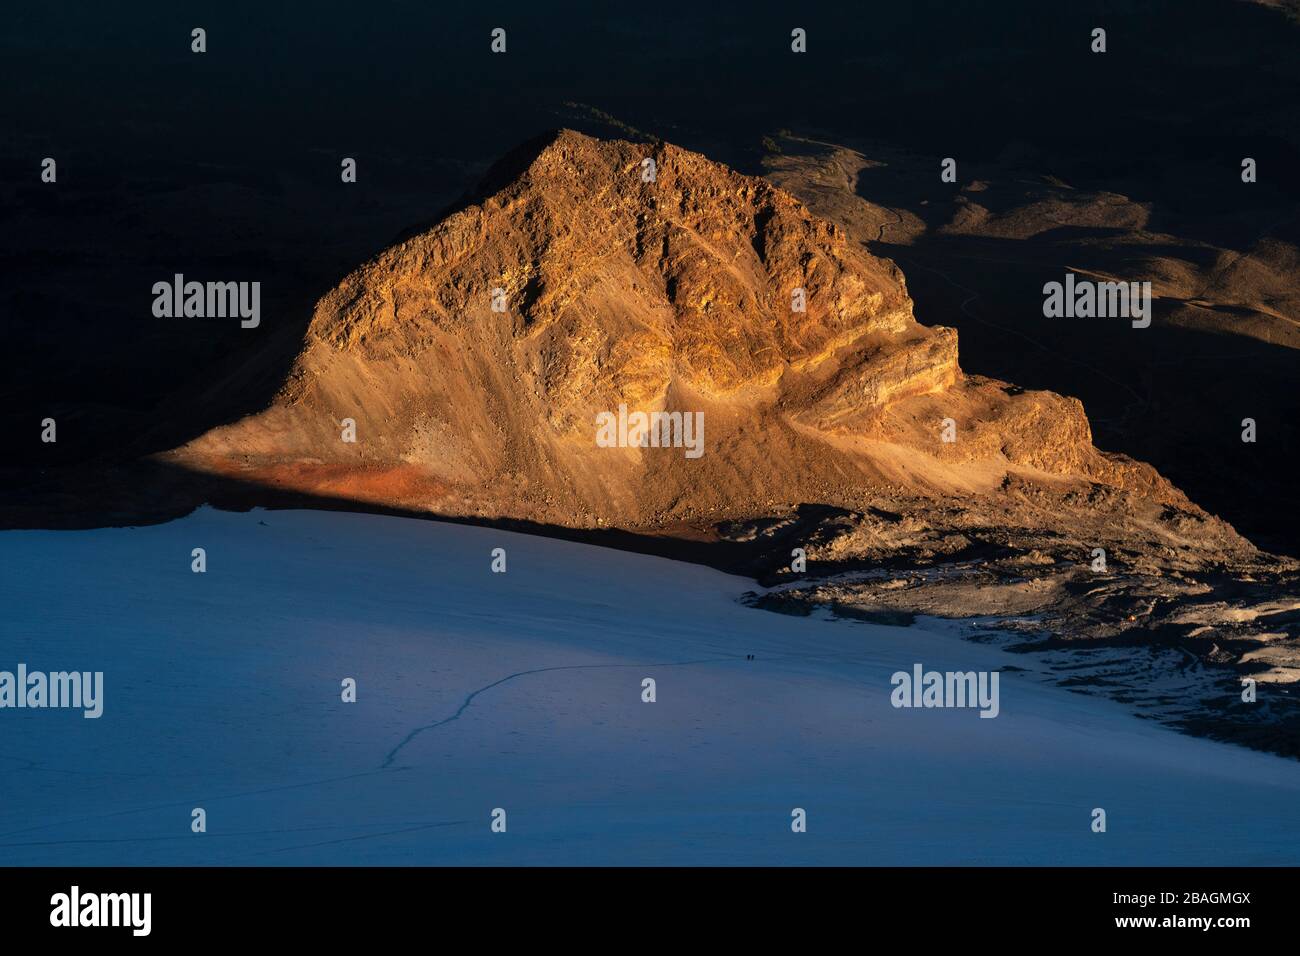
xmin=1 ymin=506 xmax=1297 ymax=865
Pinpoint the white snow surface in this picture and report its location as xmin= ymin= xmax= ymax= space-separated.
xmin=1 ymin=506 xmax=1297 ymax=865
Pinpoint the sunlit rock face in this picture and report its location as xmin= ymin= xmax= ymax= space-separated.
xmin=167 ymin=130 xmax=1190 ymax=528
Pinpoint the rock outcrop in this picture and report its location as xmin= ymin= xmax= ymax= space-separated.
xmin=164 ymin=130 xmax=1196 ymax=532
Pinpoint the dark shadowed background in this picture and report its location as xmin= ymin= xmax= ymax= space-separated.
xmin=1 ymin=0 xmax=1296 ymax=552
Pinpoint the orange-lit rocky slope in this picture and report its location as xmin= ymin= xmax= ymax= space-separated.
xmin=165 ymin=130 xmax=1189 ymax=531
